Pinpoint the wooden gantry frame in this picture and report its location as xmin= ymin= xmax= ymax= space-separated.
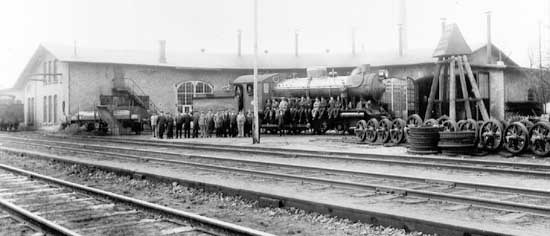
xmin=424 ymin=55 xmax=489 ymax=122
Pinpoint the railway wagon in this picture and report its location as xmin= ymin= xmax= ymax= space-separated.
xmin=233 ymin=65 xmax=392 ymax=135
xmin=0 ymin=95 xmax=24 ymax=131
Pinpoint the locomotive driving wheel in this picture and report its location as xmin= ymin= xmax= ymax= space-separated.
xmin=355 ymin=120 xmax=367 ymax=142
xmin=365 ymin=118 xmax=379 ymax=143
xmin=423 ymin=118 xmax=438 ymax=127
xmin=319 ymin=120 xmax=329 ymax=134
xmin=407 ymin=114 xmax=423 ymax=127
xmin=529 ymin=121 xmax=550 ymax=157
xmin=503 ymin=122 xmax=529 ymax=155
xmin=441 ymin=120 xmax=458 ymax=132
xmin=479 ymin=119 xmax=504 ymax=151
xmin=458 ymin=119 xmax=479 ymax=144
xmin=377 ymin=118 xmax=392 ymax=144
xmin=390 ymin=118 xmax=406 ymax=144
xmin=437 ymin=115 xmax=449 ymax=126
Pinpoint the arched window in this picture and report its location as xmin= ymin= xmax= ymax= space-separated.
xmin=195 ymin=81 xmax=213 ymax=95
xmin=177 ymin=82 xmax=194 ymax=106
xmin=176 ymin=81 xmax=213 ymax=107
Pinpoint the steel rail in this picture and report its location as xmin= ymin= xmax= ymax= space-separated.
xmin=3 ymin=137 xmax=550 ymax=198
xmin=76 ymin=134 xmax=550 ymax=169
xmin=2 ymin=145 xmax=550 ymax=217
xmin=5 ymin=134 xmax=550 ymax=177
xmin=0 ymin=161 xmax=276 ymax=236
xmin=0 ymin=198 xmax=81 ymax=236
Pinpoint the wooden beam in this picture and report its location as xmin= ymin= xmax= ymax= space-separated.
xmin=456 ymin=57 xmax=472 ymax=119
xmin=438 ymin=57 xmax=446 ymax=116
xmin=462 ymin=55 xmax=490 ymax=121
xmin=424 ymin=63 xmax=443 ymax=119
xmin=449 ymin=57 xmax=456 ymax=121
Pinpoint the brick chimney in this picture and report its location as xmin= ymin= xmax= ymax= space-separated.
xmin=158 ymin=40 xmax=167 ymax=63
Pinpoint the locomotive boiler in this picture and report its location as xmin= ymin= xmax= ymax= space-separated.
xmin=272 ymin=66 xmax=386 ymax=103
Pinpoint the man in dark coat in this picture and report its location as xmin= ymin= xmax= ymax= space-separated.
xmin=207 ymin=110 xmax=214 ymax=138
xmin=175 ymin=112 xmax=184 ymax=139
xmin=245 ymin=110 xmax=253 ymax=137
xmin=192 ymin=111 xmax=200 ymax=138
xmin=157 ymin=112 xmax=166 ymax=139
xmin=166 ymin=113 xmax=174 ymax=139
xmin=223 ymin=111 xmax=230 ymax=137
xmin=229 ymin=110 xmax=238 ymax=137
xmin=183 ymin=111 xmax=191 ymax=138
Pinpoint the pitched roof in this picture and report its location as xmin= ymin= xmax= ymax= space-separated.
xmin=41 ymin=42 xmax=436 ymax=70
xmin=433 ymin=23 xmax=472 ymax=57
xmin=13 ymin=42 xmax=518 ymax=89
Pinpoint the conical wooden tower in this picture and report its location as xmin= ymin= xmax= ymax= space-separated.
xmin=424 ymin=23 xmax=489 ymax=121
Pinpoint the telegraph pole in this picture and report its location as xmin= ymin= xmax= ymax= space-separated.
xmin=252 ymin=0 xmax=260 ymax=144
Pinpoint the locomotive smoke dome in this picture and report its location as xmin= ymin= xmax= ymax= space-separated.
xmin=273 ymin=65 xmax=386 ymax=101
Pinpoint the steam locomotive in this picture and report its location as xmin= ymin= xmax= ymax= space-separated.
xmin=0 ymin=95 xmax=23 ymax=131
xmin=233 ymin=65 xmax=395 ymax=137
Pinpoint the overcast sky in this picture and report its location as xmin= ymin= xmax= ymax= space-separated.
xmin=1 ymin=0 xmax=549 ymax=89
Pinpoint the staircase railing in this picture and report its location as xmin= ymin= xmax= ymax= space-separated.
xmin=114 ymin=78 xmax=160 ymax=114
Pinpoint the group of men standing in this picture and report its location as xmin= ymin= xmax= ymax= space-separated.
xmin=150 ymin=110 xmax=254 ymax=139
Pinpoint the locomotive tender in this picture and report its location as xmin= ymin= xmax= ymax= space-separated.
xmin=233 ymin=65 xmax=393 ymax=136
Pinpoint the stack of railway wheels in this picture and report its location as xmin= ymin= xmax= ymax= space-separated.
xmin=438 ymin=131 xmax=477 ymax=156
xmin=354 ymin=113 xmax=550 ymax=157
xmin=407 ymin=126 xmax=441 ymax=154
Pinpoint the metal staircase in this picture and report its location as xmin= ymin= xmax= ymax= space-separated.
xmin=96 ymin=104 xmax=120 ymax=135
xmin=112 ymin=78 xmax=159 ymax=115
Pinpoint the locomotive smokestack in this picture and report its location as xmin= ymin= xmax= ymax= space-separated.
xmin=486 ymin=11 xmax=492 ymax=64
xmin=237 ymin=29 xmax=242 ymax=56
xmin=295 ymin=30 xmax=299 ymax=57
xmin=158 ymin=40 xmax=167 ymax=63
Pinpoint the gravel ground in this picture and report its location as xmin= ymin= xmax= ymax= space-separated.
xmin=1 ymin=142 xmax=546 ymax=235
xmin=0 ymin=151 xmax=429 ymax=236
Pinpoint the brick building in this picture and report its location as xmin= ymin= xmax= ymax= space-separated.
xmin=9 ymin=40 xmax=549 ymax=128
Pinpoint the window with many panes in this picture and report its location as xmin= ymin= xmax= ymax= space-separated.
xmin=195 ymin=81 xmax=213 ymax=94
xmin=177 ymin=82 xmax=194 ymax=105
xmin=176 ymin=81 xmax=214 ymax=106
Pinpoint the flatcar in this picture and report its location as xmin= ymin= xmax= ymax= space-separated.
xmin=0 ymin=95 xmax=24 ymax=131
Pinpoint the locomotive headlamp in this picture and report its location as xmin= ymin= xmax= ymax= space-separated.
xmin=378 ymin=70 xmax=389 ymax=79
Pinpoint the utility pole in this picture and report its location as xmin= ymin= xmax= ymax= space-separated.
xmin=252 ymin=0 xmax=260 ymax=144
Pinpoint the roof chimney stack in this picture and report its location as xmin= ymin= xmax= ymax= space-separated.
xmin=486 ymin=11 xmax=492 ymax=64
xmin=237 ymin=30 xmax=242 ymax=56
xmin=158 ymin=40 xmax=167 ymax=63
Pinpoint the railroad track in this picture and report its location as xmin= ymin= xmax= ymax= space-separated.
xmin=0 ymin=162 xmax=274 ymax=236
xmin=5 ymin=133 xmax=550 ymax=177
xmin=2 ymin=135 xmax=550 ymax=219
